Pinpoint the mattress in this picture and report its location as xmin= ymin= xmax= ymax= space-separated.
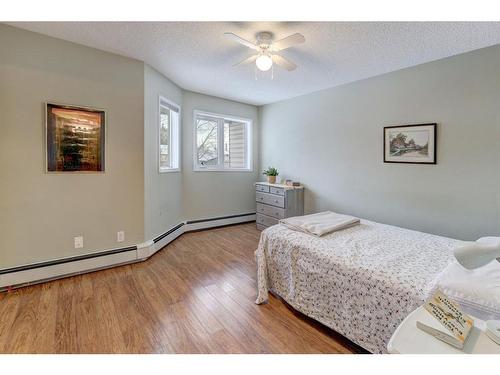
xmin=255 ymin=220 xmax=461 ymax=353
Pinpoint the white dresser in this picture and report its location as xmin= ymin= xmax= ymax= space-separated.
xmin=255 ymin=182 xmax=304 ymax=230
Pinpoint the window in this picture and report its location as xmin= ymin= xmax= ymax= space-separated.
xmin=159 ymin=97 xmax=180 ymax=172
xmin=194 ymin=111 xmax=252 ymax=171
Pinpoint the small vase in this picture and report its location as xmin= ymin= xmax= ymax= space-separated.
xmin=267 ymin=175 xmax=276 ymax=184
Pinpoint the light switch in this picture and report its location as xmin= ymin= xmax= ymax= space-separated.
xmin=74 ymin=236 xmax=83 ymax=249
xmin=117 ymin=231 xmax=125 ymax=242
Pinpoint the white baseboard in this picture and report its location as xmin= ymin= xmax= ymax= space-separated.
xmin=184 ymin=213 xmax=256 ymax=232
xmin=136 ymin=239 xmax=155 ymax=260
xmin=152 ymin=224 xmax=185 ymax=256
xmin=0 ymin=213 xmax=255 ymax=291
xmin=0 ymin=250 xmax=138 ymax=290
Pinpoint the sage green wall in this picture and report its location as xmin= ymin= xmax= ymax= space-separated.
xmin=259 ymin=45 xmax=500 ymax=240
xmin=181 ymin=91 xmax=259 ymax=220
xmin=0 ymin=25 xmax=145 ymax=268
xmin=144 ymin=64 xmax=184 ymax=239
xmin=0 ymin=25 xmax=260 ymax=270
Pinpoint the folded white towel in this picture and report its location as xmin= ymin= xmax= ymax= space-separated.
xmin=434 ymin=237 xmax=500 ymax=320
xmin=280 ymin=211 xmax=360 ymax=237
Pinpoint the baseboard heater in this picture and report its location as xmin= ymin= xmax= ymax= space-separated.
xmin=0 ymin=212 xmax=255 ymax=291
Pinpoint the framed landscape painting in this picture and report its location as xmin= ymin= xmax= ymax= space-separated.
xmin=384 ymin=123 xmax=437 ymax=164
xmin=46 ymin=103 xmax=106 ymax=172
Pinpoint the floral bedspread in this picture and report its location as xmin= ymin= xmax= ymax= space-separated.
xmin=255 ymin=220 xmax=461 ymax=353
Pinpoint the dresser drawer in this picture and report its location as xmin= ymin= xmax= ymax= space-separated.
xmin=256 ymin=203 xmax=285 ymax=219
xmin=255 ymin=192 xmax=285 ymax=208
xmin=255 ymin=184 xmax=270 ymax=193
xmin=269 ymin=186 xmax=285 ymax=196
xmin=256 ymin=214 xmax=279 ymax=227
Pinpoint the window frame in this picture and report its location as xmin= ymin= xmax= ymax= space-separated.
xmin=158 ymin=95 xmax=181 ymax=173
xmin=193 ymin=110 xmax=253 ymax=172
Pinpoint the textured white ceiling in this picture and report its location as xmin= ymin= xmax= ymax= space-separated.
xmin=7 ymin=22 xmax=500 ymax=105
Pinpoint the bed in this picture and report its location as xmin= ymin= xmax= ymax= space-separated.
xmin=255 ymin=219 xmax=462 ymax=353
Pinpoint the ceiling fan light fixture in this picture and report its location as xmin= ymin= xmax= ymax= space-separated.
xmin=255 ymin=53 xmax=273 ymax=71
xmin=225 ymin=31 xmax=304 ymax=74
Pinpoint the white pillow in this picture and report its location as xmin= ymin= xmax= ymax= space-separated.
xmin=477 ymin=236 xmax=500 ymax=246
xmin=434 ymin=236 xmax=500 ymax=321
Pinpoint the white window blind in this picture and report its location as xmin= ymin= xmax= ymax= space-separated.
xmin=194 ymin=111 xmax=252 ymax=171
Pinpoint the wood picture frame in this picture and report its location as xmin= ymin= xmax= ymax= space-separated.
xmin=383 ymin=123 xmax=437 ymax=164
xmin=46 ymin=102 xmax=106 ymax=172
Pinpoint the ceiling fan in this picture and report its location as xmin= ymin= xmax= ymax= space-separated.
xmin=224 ymin=31 xmax=305 ymax=72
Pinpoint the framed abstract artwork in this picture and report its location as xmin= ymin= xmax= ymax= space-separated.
xmin=46 ymin=102 xmax=106 ymax=172
xmin=384 ymin=123 xmax=437 ymax=164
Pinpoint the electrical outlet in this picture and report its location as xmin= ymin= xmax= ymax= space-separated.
xmin=117 ymin=231 xmax=125 ymax=242
xmin=74 ymin=236 xmax=83 ymax=249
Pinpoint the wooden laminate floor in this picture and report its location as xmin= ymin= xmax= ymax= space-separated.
xmin=0 ymin=223 xmax=366 ymax=354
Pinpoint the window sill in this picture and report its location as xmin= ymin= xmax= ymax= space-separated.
xmin=193 ymin=167 xmax=254 ymax=173
xmin=159 ymin=168 xmax=181 ymax=173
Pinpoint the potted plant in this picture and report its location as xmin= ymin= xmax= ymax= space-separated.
xmin=263 ymin=167 xmax=279 ymax=184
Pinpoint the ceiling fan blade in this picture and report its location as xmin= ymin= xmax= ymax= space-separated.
xmin=224 ymin=32 xmax=259 ymax=50
xmin=272 ymin=33 xmax=305 ymax=51
xmin=233 ymin=55 xmax=258 ymax=67
xmin=273 ymin=54 xmax=297 ymax=71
